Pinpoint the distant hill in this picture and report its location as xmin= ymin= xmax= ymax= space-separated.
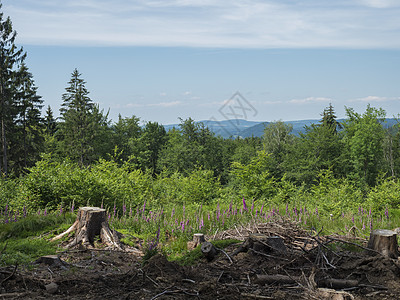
xmin=163 ymin=119 xmax=263 ymax=138
xmin=163 ymin=118 xmax=398 ymax=139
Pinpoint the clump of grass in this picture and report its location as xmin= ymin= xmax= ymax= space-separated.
xmin=0 ymin=238 xmax=57 ymax=266
xmin=0 ymin=212 xmax=76 ymax=241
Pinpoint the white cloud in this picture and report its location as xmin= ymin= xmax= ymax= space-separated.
xmin=124 ymin=100 xmax=182 ymax=108
xmin=149 ymin=101 xmax=182 ymax=107
xmin=357 ymin=0 xmax=400 ymax=8
xmin=3 ymin=0 xmax=400 ymax=48
xmin=351 ymin=95 xmax=399 ymax=102
xmin=289 ymin=97 xmax=332 ymax=104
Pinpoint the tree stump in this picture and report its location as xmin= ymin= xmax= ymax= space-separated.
xmin=51 ymin=207 xmax=123 ymax=250
xmin=193 ymin=233 xmax=206 ymax=247
xmin=367 ymin=229 xmax=399 ymax=258
xmin=232 ymin=233 xmax=286 ymax=256
xmin=201 ymin=242 xmax=218 ymax=261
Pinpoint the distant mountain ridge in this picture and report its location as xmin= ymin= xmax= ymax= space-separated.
xmin=163 ymin=118 xmax=398 ymax=139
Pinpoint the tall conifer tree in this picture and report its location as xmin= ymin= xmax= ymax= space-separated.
xmin=0 ymin=4 xmax=27 ymax=176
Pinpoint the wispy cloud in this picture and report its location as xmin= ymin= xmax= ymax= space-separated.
xmin=3 ymin=0 xmax=400 ymax=48
xmin=125 ymin=101 xmax=182 ymax=108
xmin=289 ymin=97 xmax=332 ymax=104
xmin=351 ymin=95 xmax=399 ymax=102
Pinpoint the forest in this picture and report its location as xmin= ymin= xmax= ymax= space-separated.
xmin=1 ymin=0 xmax=400 ymax=224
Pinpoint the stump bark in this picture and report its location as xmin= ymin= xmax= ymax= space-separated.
xmin=201 ymin=242 xmax=218 ymax=261
xmin=367 ymin=229 xmax=399 ymax=258
xmin=51 ymin=207 xmax=123 ymax=250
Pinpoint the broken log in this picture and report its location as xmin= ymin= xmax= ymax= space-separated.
xmin=51 ymin=207 xmax=123 ymax=250
xmin=255 ymin=274 xmax=297 ymax=285
xmin=256 ymin=274 xmax=360 ymax=289
xmin=367 ymin=229 xmax=399 ymax=258
xmin=201 ymin=242 xmax=218 ymax=261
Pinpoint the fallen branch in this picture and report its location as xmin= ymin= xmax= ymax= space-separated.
xmin=0 ymin=264 xmax=17 ymax=287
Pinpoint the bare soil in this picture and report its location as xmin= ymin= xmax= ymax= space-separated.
xmin=1 ymin=218 xmax=400 ymax=299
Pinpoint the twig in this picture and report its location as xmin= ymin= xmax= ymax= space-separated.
xmin=150 ymin=287 xmax=199 ymax=300
xmin=249 ymin=248 xmax=290 ymax=261
xmin=146 ymin=274 xmax=159 ymax=286
xmin=182 ymin=278 xmax=196 ymax=284
xmin=326 ymin=237 xmax=382 ymax=255
xmin=216 ymin=247 xmax=233 ymax=264
xmin=217 ymin=271 xmax=224 ymax=283
xmin=0 ymin=242 xmax=7 ymax=256
xmin=241 ymin=293 xmax=274 ymax=299
xmin=0 ymin=264 xmax=17 ymax=287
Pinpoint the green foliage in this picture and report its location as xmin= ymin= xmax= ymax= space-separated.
xmin=310 ymin=169 xmax=363 ymax=214
xmin=21 ymin=158 xmax=154 ymax=211
xmin=230 ymin=150 xmax=276 ymax=200
xmin=366 ymin=178 xmax=400 ymax=211
xmin=153 ymin=169 xmax=222 ymax=206
xmin=343 ymin=105 xmax=386 ymax=186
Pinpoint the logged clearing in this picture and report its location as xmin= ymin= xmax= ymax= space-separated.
xmin=1 ymin=217 xmax=400 ymax=299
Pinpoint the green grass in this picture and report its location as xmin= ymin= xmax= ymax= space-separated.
xmin=0 ymin=213 xmax=76 ymax=266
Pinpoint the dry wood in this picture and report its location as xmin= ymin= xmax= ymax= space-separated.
xmin=320 ymin=278 xmax=359 ymax=289
xmin=34 ymin=255 xmax=67 ymax=267
xmin=51 ymin=207 xmax=123 ymax=250
xmin=255 ymin=274 xmax=298 ymax=285
xmin=367 ymin=229 xmax=399 ymax=258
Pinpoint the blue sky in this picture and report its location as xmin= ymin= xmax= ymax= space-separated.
xmin=3 ymin=0 xmax=400 ymax=124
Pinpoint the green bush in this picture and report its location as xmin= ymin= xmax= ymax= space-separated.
xmin=229 ymin=151 xmax=276 ymax=201
xmin=366 ymin=178 xmax=400 ymax=211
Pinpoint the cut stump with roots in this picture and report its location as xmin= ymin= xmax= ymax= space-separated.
xmin=51 ymin=207 xmax=123 ymax=250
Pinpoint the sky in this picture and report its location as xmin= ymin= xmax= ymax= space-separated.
xmin=2 ymin=0 xmax=400 ymax=125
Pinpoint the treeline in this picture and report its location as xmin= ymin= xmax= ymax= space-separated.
xmin=1 ymin=5 xmax=400 ymax=215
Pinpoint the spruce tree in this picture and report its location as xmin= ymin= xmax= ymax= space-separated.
xmin=13 ymin=63 xmax=44 ymax=171
xmin=44 ymin=105 xmax=57 ymax=135
xmin=59 ymin=69 xmax=105 ymax=165
xmin=0 ymin=4 xmax=27 ymax=176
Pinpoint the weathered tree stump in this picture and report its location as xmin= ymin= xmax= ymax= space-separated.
xmin=188 ymin=233 xmax=206 ymax=250
xmin=367 ymin=229 xmax=399 ymax=258
xmin=232 ymin=234 xmax=287 ymax=256
xmin=51 ymin=207 xmax=123 ymax=250
xmin=201 ymin=241 xmax=218 ymax=261
xmin=193 ymin=233 xmax=206 ymax=246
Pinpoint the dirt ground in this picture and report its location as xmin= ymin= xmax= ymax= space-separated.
xmin=1 ymin=218 xmax=400 ymax=299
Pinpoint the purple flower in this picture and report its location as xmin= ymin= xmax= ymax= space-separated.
xmin=385 ymin=207 xmax=389 ymax=220
xmin=243 ymin=197 xmax=247 ymax=211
